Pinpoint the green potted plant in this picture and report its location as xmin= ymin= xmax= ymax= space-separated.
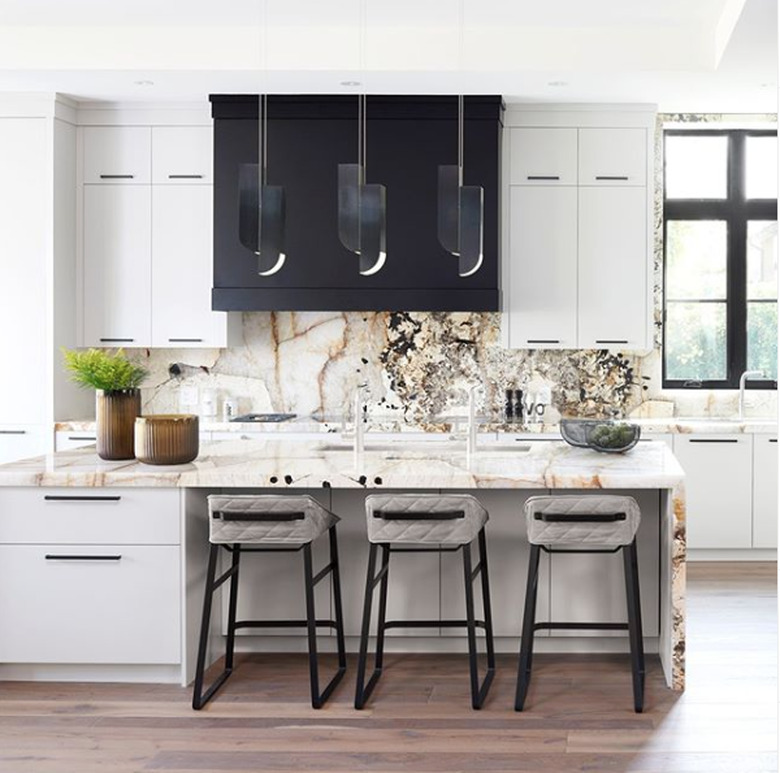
xmin=62 ymin=348 xmax=148 ymax=461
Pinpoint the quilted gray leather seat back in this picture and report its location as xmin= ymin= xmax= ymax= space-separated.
xmin=365 ymin=494 xmax=488 ymax=545
xmin=525 ymin=495 xmax=640 ymax=547
xmin=208 ymin=494 xmax=338 ymax=545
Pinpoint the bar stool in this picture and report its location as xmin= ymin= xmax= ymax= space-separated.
xmin=192 ymin=494 xmax=347 ymax=710
xmin=515 ymin=495 xmax=645 ymax=713
xmin=354 ymin=493 xmax=495 ymax=710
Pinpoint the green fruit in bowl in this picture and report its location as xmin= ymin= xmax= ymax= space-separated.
xmin=589 ymin=423 xmax=636 ymax=449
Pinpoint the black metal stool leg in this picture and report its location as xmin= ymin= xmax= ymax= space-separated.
xmin=623 ymin=539 xmax=645 ymax=713
xmin=302 ymin=533 xmax=347 ymax=710
xmin=329 ymin=527 xmax=348 ymax=673
xmin=478 ymin=529 xmax=497 ymax=676
xmin=463 ymin=533 xmax=495 ymax=709
xmin=354 ymin=543 xmax=390 ymax=709
xmin=192 ymin=544 xmax=241 ymax=710
xmin=515 ymin=543 xmax=541 ymax=711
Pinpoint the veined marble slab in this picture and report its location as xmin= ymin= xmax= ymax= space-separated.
xmin=0 ymin=439 xmax=684 ymax=490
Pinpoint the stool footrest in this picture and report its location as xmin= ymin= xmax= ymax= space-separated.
xmin=381 ymin=619 xmax=489 ymax=631
xmin=233 ymin=619 xmax=340 ymax=631
xmin=533 ymin=622 xmax=629 ymax=632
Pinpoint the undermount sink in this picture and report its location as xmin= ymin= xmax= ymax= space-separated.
xmin=317 ymin=440 xmax=533 ymax=455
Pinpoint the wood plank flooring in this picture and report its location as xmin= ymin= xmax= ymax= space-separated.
xmin=0 ymin=562 xmax=776 ymax=772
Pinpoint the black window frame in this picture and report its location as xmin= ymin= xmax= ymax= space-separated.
xmin=662 ymin=128 xmax=778 ymax=390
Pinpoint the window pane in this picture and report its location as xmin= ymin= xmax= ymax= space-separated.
xmin=665 ymin=302 xmax=727 ymax=381
xmin=747 ymin=220 xmax=778 ymax=300
xmin=747 ymin=302 xmax=778 ymax=380
xmin=665 ymin=135 xmax=728 ymax=199
xmin=745 ymin=136 xmax=778 ymax=199
xmin=666 ymin=220 xmax=727 ymax=299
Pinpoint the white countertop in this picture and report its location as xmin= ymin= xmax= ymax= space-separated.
xmin=0 ymin=438 xmax=685 ymax=490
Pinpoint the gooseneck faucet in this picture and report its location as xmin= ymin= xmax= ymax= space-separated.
xmin=466 ymin=385 xmax=478 ymax=464
xmin=738 ymin=370 xmax=764 ymax=420
xmin=354 ymin=385 xmax=367 ymax=469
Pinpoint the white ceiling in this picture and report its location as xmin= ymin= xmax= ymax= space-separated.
xmin=0 ymin=0 xmax=775 ymax=112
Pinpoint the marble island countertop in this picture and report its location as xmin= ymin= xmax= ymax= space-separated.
xmin=0 ymin=438 xmax=685 ymax=490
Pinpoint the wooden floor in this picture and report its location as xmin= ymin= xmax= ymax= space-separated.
xmin=0 ymin=562 xmax=776 ymax=772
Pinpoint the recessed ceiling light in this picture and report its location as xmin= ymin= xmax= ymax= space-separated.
xmin=340 ymin=80 xmax=362 ymax=87
xmin=547 ymin=80 xmax=568 ymax=87
xmin=134 ymin=80 xmax=154 ymax=87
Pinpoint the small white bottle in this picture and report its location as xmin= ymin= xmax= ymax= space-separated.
xmin=222 ymin=399 xmax=237 ymax=422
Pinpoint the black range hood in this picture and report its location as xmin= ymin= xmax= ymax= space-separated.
xmin=210 ymin=95 xmax=503 ymax=312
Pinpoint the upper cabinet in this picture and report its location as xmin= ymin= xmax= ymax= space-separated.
xmin=83 ymin=127 xmax=151 ymax=184
xmin=509 ymin=128 xmax=577 ymax=186
xmin=502 ymin=107 xmax=655 ymax=351
xmin=80 ymin=124 xmax=236 ymax=349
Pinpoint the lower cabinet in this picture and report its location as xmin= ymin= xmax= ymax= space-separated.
xmin=0 ymin=487 xmax=182 ymax=665
xmin=753 ymin=435 xmax=778 ymax=549
xmin=672 ymin=435 xmax=753 ymax=550
xmin=0 ymin=425 xmax=50 ymax=465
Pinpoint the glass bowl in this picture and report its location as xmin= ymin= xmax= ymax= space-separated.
xmin=560 ymin=419 xmax=641 ymax=453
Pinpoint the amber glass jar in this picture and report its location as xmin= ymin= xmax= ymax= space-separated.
xmin=96 ymin=389 xmax=141 ymax=461
xmin=134 ymin=415 xmax=199 ymax=465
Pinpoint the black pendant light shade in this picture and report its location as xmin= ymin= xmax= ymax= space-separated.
xmin=238 ymin=163 xmax=286 ymax=275
xmin=338 ymin=162 xmax=387 ymax=276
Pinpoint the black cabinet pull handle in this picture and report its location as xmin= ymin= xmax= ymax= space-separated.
xmin=99 ymin=174 xmax=134 ymax=179
xmin=595 ymin=175 xmax=629 ymax=181
xmin=44 ymin=495 xmax=122 ymax=502
xmin=527 ymin=339 xmax=560 ymax=344
xmin=769 ymin=439 xmax=777 ymax=443
xmin=99 ymin=338 xmax=134 ymax=343
xmin=168 ymin=338 xmax=204 ymax=343
xmin=595 ymin=339 xmax=629 ymax=344
xmin=67 ymin=436 xmax=96 ymax=442
xmin=168 ymin=174 xmax=204 ymax=179
xmin=0 ymin=430 xmax=26 ymax=435
xmin=45 ymin=554 xmax=121 ymax=561
xmin=527 ymin=175 xmax=560 ymax=181
xmin=688 ymin=439 xmax=739 ymax=444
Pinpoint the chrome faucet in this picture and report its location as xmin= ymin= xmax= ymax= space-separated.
xmin=353 ymin=385 xmax=367 ymax=468
xmin=466 ymin=385 xmax=478 ymax=463
xmin=738 ymin=370 xmax=764 ymax=420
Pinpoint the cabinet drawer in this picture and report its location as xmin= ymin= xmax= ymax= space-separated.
xmin=0 ymin=425 xmax=50 ymax=465
xmin=0 ymin=544 xmax=180 ymax=663
xmin=578 ymin=128 xmax=647 ymax=186
xmin=83 ymin=127 xmax=151 ymax=184
xmin=152 ymin=127 xmax=213 ymax=184
xmin=510 ymin=128 xmax=577 ymax=185
xmin=0 ymin=488 xmax=181 ymax=545
xmin=753 ymin=435 xmax=778 ymax=549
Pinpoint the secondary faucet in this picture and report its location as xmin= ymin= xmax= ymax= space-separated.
xmin=466 ymin=385 xmax=478 ymax=463
xmin=738 ymin=370 xmax=764 ymax=420
xmin=353 ymin=385 xmax=368 ymax=468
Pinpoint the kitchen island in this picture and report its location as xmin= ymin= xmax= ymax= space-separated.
xmin=0 ymin=438 xmax=685 ymax=691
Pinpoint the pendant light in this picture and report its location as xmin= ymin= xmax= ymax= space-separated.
xmin=238 ymin=0 xmax=286 ymax=275
xmin=337 ymin=0 xmax=387 ymax=276
xmin=437 ymin=1 xmax=484 ymax=277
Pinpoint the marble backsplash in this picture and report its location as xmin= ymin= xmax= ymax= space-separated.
xmin=125 ymin=112 xmax=777 ymax=427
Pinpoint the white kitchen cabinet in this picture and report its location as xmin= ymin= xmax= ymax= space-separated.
xmin=752 ymin=435 xmax=778 ymax=549
xmin=549 ymin=489 xmax=659 ymax=638
xmin=507 ymin=186 xmax=578 ymax=349
xmin=152 ymin=126 xmax=212 ymax=184
xmin=55 ymin=430 xmax=97 ymax=451
xmin=0 ymin=118 xmax=48 ymax=425
xmin=578 ymin=186 xmax=648 ymax=349
xmin=82 ymin=126 xmax=151 ymax=184
xmin=0 ymin=425 xmax=50 ymax=465
xmin=578 ymin=128 xmax=647 ymax=186
xmin=0 ymin=544 xmax=180 ymax=663
xmin=152 ymin=185 xmax=224 ymax=347
xmin=509 ymin=128 xmax=578 ymax=185
xmin=83 ymin=185 xmax=152 ymax=347
xmin=673 ymin=435 xmax=753 ymax=549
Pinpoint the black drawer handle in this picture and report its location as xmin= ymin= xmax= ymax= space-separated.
xmin=168 ymin=174 xmax=204 ymax=179
xmin=214 ymin=511 xmax=305 ymax=522
xmin=0 ymin=430 xmax=26 ymax=435
xmin=67 ymin=436 xmax=96 ymax=442
xmin=99 ymin=338 xmax=134 ymax=343
xmin=44 ymin=495 xmax=122 ymax=502
xmin=527 ymin=339 xmax=560 ymax=344
xmin=534 ymin=512 xmax=626 ymax=522
xmin=595 ymin=176 xmax=629 ymax=181
xmin=526 ymin=175 xmax=560 ymax=181
xmin=770 ymin=439 xmax=777 ymax=443
xmin=687 ymin=439 xmax=739 ymax=444
xmin=595 ymin=339 xmax=628 ymax=344
xmin=99 ymin=174 xmax=134 ymax=179
xmin=374 ymin=510 xmax=465 ymax=521
xmin=45 ymin=554 xmax=121 ymax=561
xmin=168 ymin=338 xmax=204 ymax=343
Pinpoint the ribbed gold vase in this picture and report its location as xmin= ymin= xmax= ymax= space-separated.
xmin=135 ymin=415 xmax=199 ymax=465
xmin=96 ymin=389 xmax=141 ymax=461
